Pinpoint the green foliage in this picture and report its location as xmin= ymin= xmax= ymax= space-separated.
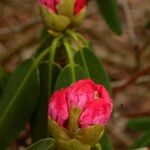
xmin=127 ymin=117 xmax=150 ymax=131
xmin=0 ymin=67 xmax=8 ymax=97
xmin=101 ymin=132 xmax=114 ymax=150
xmin=0 ymin=29 xmax=114 ymax=149
xmin=27 ymin=138 xmax=57 ymax=150
xmin=0 ymin=60 xmax=40 ymax=148
xmin=129 ymin=130 xmax=150 ymax=149
xmin=31 ymin=62 xmax=61 ymax=143
xmin=96 ymin=0 xmax=122 ymax=35
xmin=74 ymin=47 xmax=112 ymax=94
xmin=55 ymin=65 xmax=86 ymax=90
xmin=128 ymin=117 xmax=150 ymax=149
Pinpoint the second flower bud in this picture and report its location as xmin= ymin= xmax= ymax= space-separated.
xmin=40 ymin=0 xmax=87 ymax=32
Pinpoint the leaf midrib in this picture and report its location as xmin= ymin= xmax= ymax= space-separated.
xmin=0 ymin=62 xmax=35 ymax=124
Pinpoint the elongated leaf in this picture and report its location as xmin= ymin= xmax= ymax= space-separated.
xmin=97 ymin=0 xmax=122 ymax=35
xmin=100 ymin=132 xmax=114 ymax=150
xmin=0 ymin=59 xmax=40 ymax=148
xmin=55 ymin=65 xmax=86 ymax=90
xmin=27 ymin=138 xmax=57 ymax=150
xmin=31 ymin=62 xmax=61 ymax=142
xmin=129 ymin=130 xmax=150 ymax=149
xmin=127 ymin=117 xmax=150 ymax=131
xmin=74 ymin=47 xmax=112 ymax=94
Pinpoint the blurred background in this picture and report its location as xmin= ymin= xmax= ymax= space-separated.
xmin=0 ymin=0 xmax=150 ymax=149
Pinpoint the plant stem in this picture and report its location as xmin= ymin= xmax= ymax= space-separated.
xmin=48 ymin=35 xmax=62 ymax=94
xmin=63 ymin=39 xmax=76 ymax=82
xmin=66 ymin=31 xmax=90 ymax=78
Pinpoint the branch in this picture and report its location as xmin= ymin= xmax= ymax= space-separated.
xmin=112 ymin=66 xmax=150 ymax=93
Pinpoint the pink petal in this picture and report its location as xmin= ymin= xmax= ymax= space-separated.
xmin=74 ymin=0 xmax=86 ymax=14
xmin=40 ymin=0 xmax=60 ymax=12
xmin=48 ymin=89 xmax=69 ymax=127
xmin=79 ymin=98 xmax=113 ymax=128
xmin=66 ymin=79 xmax=97 ymax=109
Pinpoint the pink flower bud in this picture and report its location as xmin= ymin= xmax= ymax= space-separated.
xmin=48 ymin=79 xmax=112 ymax=148
xmin=39 ymin=0 xmax=87 ymax=32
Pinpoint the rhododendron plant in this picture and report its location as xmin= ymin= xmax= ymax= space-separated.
xmin=48 ymin=79 xmax=112 ymax=150
xmin=39 ymin=0 xmax=87 ymax=32
xmin=0 ymin=0 xmax=118 ymax=149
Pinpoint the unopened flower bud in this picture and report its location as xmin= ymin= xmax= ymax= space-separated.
xmin=48 ymin=79 xmax=113 ymax=149
xmin=39 ymin=0 xmax=87 ymax=32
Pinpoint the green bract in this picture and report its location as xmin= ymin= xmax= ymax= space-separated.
xmin=48 ymin=108 xmax=105 ymax=150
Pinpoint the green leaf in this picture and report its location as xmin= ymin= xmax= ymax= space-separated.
xmin=31 ymin=62 xmax=61 ymax=142
xmin=0 ymin=66 xmax=8 ymax=97
xmin=74 ymin=47 xmax=112 ymax=94
xmin=27 ymin=138 xmax=57 ymax=150
xmin=129 ymin=130 xmax=150 ymax=149
xmin=97 ymin=0 xmax=122 ymax=35
xmin=0 ymin=59 xmax=40 ymax=148
xmin=127 ymin=117 xmax=150 ymax=131
xmin=101 ymin=132 xmax=114 ymax=150
xmin=55 ymin=65 xmax=86 ymax=90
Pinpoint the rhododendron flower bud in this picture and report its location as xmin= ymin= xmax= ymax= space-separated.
xmin=48 ymin=79 xmax=113 ymax=150
xmin=39 ymin=0 xmax=87 ymax=32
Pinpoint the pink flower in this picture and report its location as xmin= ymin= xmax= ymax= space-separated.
xmin=40 ymin=0 xmax=86 ymax=14
xmin=48 ymin=79 xmax=112 ymax=128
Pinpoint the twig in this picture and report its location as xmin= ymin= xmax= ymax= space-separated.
xmin=112 ymin=66 xmax=150 ymax=93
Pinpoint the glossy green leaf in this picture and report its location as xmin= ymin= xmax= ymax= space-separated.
xmin=74 ymin=47 xmax=112 ymax=94
xmin=55 ymin=65 xmax=86 ymax=90
xmin=27 ymin=138 xmax=57 ymax=150
xmin=31 ymin=62 xmax=61 ymax=142
xmin=101 ymin=132 xmax=114 ymax=150
xmin=97 ymin=0 xmax=122 ymax=35
xmin=0 ymin=59 xmax=40 ymax=148
xmin=129 ymin=130 xmax=150 ymax=149
xmin=127 ymin=117 xmax=150 ymax=131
